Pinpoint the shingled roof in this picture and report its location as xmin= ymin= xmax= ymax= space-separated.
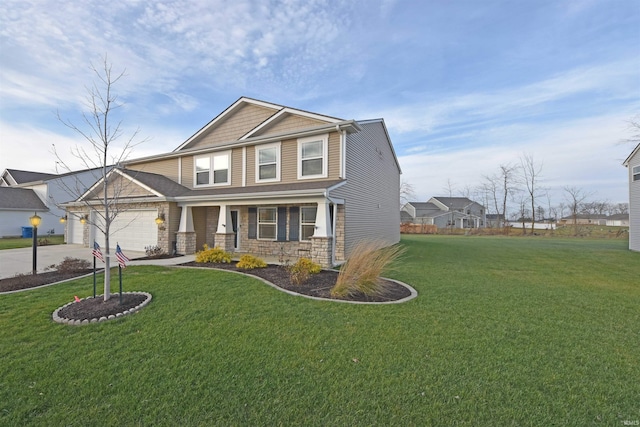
xmin=2 ymin=169 xmax=58 ymax=185
xmin=0 ymin=187 xmax=48 ymax=210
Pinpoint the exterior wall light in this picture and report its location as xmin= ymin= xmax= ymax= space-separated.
xmin=60 ymin=215 xmax=67 ymax=224
xmin=155 ymin=213 xmax=165 ymax=225
xmin=80 ymin=215 xmax=88 ymax=224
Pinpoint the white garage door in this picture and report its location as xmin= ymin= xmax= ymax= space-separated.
xmin=67 ymin=212 xmax=84 ymax=245
xmin=92 ymin=210 xmax=158 ymax=252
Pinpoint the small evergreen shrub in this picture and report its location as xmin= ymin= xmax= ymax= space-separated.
xmin=331 ymin=240 xmax=405 ymax=298
xmin=236 ymin=254 xmax=267 ymax=269
xmin=195 ymin=244 xmax=232 ymax=263
xmin=287 ymin=258 xmax=322 ymax=285
xmin=55 ymin=257 xmax=92 ymax=273
xmin=145 ymin=245 xmax=165 ymax=258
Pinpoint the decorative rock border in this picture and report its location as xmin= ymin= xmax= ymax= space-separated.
xmin=52 ymin=292 xmax=152 ymax=326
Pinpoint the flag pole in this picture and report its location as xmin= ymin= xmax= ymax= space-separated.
xmin=93 ymin=255 xmax=96 ymax=298
xmin=119 ymin=264 xmax=123 ymax=305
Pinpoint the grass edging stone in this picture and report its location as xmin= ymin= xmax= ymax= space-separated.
xmin=52 ymin=292 xmax=152 ymax=325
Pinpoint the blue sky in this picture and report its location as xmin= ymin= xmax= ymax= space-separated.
xmin=1 ymin=0 xmax=639 ymax=208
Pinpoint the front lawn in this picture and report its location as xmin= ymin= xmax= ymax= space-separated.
xmin=0 ymin=235 xmax=65 ymax=250
xmin=1 ymin=235 xmax=638 ymax=425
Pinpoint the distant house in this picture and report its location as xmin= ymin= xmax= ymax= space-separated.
xmin=0 ymin=168 xmax=107 ymax=238
xmin=605 ymin=213 xmax=630 ymax=227
xmin=401 ymin=197 xmax=486 ymax=229
xmin=0 ymin=187 xmax=48 ymax=237
xmin=485 ymin=213 xmax=506 ymax=228
xmin=558 ymin=214 xmax=607 ymax=226
xmin=62 ymin=97 xmax=401 ymax=267
xmin=623 ymin=143 xmax=640 ymax=251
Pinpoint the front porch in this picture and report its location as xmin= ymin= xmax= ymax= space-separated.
xmin=174 ymin=201 xmax=345 ymax=268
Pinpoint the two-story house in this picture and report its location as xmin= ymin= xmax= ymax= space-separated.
xmin=401 ymin=197 xmax=486 ymax=229
xmin=624 ymin=143 xmax=640 ymax=251
xmin=63 ymin=97 xmax=401 ymax=267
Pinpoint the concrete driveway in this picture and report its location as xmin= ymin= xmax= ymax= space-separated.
xmin=0 ymin=244 xmax=193 ymax=279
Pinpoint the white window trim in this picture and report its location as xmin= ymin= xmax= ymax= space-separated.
xmin=298 ymin=134 xmax=328 ymax=179
xmin=193 ymin=150 xmax=231 ymax=187
xmin=255 ymin=142 xmax=281 ymax=183
xmin=633 ymin=165 xmax=640 ymax=182
xmin=300 ymin=206 xmax=317 ymax=241
xmin=257 ymin=206 xmax=277 ymax=240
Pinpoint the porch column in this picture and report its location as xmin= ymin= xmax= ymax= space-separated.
xmin=314 ymin=199 xmax=333 ymax=238
xmin=215 ymin=204 xmax=235 ymax=252
xmin=176 ymin=206 xmax=196 ymax=255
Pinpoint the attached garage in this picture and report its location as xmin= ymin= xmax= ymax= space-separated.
xmin=91 ymin=210 xmax=158 ymax=252
xmin=66 ymin=212 xmax=84 ymax=245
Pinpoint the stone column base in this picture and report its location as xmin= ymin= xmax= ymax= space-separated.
xmin=176 ymin=231 xmax=196 ymax=255
xmin=214 ymin=233 xmax=236 ymax=253
xmin=311 ymin=236 xmax=333 ymax=268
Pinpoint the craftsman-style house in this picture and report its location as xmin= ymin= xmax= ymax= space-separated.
xmin=624 ymin=143 xmax=640 ymax=251
xmin=63 ymin=97 xmax=401 ymax=266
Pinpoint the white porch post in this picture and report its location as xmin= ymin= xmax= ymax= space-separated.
xmin=178 ymin=205 xmax=194 ymax=232
xmin=216 ymin=204 xmax=232 ymax=234
xmin=314 ymin=199 xmax=333 ymax=237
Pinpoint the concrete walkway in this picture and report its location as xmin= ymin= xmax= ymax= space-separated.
xmin=0 ymin=244 xmax=195 ymax=279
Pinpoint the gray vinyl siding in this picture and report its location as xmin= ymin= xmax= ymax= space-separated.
xmin=330 ymin=121 xmax=400 ymax=258
xmin=629 ymin=149 xmax=640 ymax=251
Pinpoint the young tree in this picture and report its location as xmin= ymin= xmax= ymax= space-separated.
xmin=519 ymin=153 xmax=543 ymax=235
xmin=54 ymin=56 xmax=144 ymax=301
xmin=400 ymin=179 xmax=416 ymax=207
xmin=564 ymin=186 xmax=592 ymax=237
xmin=483 ymin=163 xmax=517 ymax=231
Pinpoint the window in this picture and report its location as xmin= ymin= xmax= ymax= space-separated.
xmin=300 ymin=206 xmax=316 ymax=241
xmin=194 ymin=151 xmax=230 ymax=186
xmin=256 ymin=143 xmax=280 ymax=182
xmin=633 ymin=165 xmax=640 ymax=182
xmin=298 ymin=134 xmax=328 ymax=179
xmin=258 ymin=207 xmax=277 ymax=240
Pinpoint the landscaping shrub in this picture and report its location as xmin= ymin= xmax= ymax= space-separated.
xmin=287 ymin=257 xmax=321 ymax=285
xmin=195 ymin=244 xmax=232 ymax=263
xmin=55 ymin=257 xmax=92 ymax=273
xmin=331 ymin=240 xmax=405 ymax=297
xmin=145 ymin=245 xmax=165 ymax=258
xmin=236 ymin=254 xmax=267 ymax=269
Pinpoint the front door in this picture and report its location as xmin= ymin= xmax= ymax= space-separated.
xmin=231 ymin=210 xmax=239 ymax=250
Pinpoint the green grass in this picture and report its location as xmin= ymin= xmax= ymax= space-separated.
xmin=0 ymin=235 xmax=65 ymax=250
xmin=1 ymin=236 xmax=638 ymax=426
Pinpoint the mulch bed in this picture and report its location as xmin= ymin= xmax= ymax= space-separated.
xmin=0 ymin=270 xmax=94 ymax=292
xmin=180 ymin=262 xmax=412 ymax=303
xmin=56 ymin=293 xmax=147 ymax=321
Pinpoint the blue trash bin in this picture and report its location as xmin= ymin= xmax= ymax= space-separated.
xmin=22 ymin=226 xmax=33 ymax=238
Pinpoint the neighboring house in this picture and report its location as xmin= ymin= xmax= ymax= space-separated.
xmin=401 ymin=197 xmax=486 ymax=229
xmin=0 ymin=187 xmax=48 ymax=237
xmin=62 ymin=97 xmax=401 ymax=267
xmin=0 ymin=168 xmax=104 ymax=237
xmin=605 ymin=213 xmax=630 ymax=227
xmin=485 ymin=213 xmax=506 ymax=228
xmin=558 ymin=214 xmax=607 ymax=226
xmin=623 ymin=143 xmax=640 ymax=251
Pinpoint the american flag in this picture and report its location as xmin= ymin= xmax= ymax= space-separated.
xmin=92 ymin=241 xmax=104 ymax=262
xmin=115 ymin=244 xmax=129 ymax=268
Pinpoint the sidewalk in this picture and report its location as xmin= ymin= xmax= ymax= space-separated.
xmin=0 ymin=244 xmax=195 ymax=279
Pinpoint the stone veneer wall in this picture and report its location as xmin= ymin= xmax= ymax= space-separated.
xmin=176 ymin=231 xmax=196 ymax=255
xmin=214 ymin=233 xmax=236 ymax=252
xmin=205 ymin=206 xmax=219 ymax=247
xmin=311 ymin=236 xmax=333 ymax=268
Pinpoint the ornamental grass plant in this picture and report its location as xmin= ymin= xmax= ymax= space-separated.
xmin=331 ymin=240 xmax=405 ymax=297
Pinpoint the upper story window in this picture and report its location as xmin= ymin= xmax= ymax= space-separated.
xmin=298 ymin=134 xmax=328 ymax=179
xmin=256 ymin=142 xmax=280 ymax=183
xmin=633 ymin=165 xmax=640 ymax=182
xmin=194 ymin=151 xmax=230 ymax=187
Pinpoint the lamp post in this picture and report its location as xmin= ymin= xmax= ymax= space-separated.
xmin=29 ymin=212 xmax=42 ymax=275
